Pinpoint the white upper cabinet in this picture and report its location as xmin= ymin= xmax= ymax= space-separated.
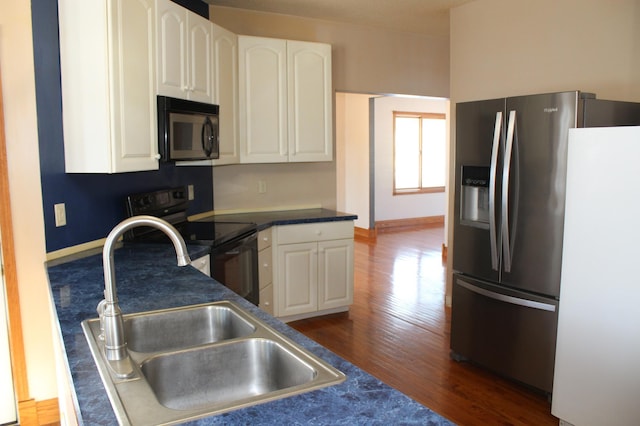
xmin=238 ymin=36 xmax=288 ymax=163
xmin=287 ymin=40 xmax=333 ymax=162
xmin=156 ymin=0 xmax=213 ymax=103
xmin=238 ymin=36 xmax=333 ymax=163
xmin=211 ymin=24 xmax=239 ymax=165
xmin=58 ymin=0 xmax=159 ymax=173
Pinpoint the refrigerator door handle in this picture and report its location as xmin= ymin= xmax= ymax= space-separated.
xmin=488 ymin=111 xmax=502 ymax=271
xmin=502 ymin=110 xmax=516 ymax=272
xmin=457 ymin=279 xmax=557 ymax=312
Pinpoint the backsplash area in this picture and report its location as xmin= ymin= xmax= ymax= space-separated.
xmin=32 ymin=0 xmax=214 ymax=253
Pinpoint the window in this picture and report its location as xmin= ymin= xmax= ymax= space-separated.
xmin=393 ymin=112 xmax=446 ymax=194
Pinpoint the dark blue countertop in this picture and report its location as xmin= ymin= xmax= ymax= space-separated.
xmin=195 ymin=208 xmax=358 ymax=231
xmin=48 ymin=242 xmax=453 ymax=425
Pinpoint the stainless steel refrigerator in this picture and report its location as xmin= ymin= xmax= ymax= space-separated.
xmin=450 ymin=91 xmax=640 ymax=394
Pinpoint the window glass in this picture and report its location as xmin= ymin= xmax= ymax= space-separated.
xmin=393 ymin=112 xmax=446 ymax=194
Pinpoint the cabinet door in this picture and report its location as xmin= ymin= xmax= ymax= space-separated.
xmin=287 ymin=40 xmax=333 ymax=162
xmin=187 ymin=13 xmax=213 ymax=103
xmin=276 ymin=242 xmax=317 ymax=317
xmin=156 ymin=0 xmax=187 ymax=99
xmin=211 ymin=24 xmax=239 ymax=165
xmin=238 ymin=36 xmax=288 ymax=163
xmin=258 ymin=247 xmax=273 ymax=288
xmin=259 ymin=284 xmax=274 ymax=316
xmin=318 ymin=239 xmax=354 ymax=310
xmin=110 ymin=0 xmax=158 ymax=172
xmin=156 ymin=0 xmax=212 ymax=103
xmin=60 ymin=0 xmax=158 ymax=173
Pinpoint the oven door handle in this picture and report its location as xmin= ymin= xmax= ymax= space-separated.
xmin=212 ymin=232 xmax=257 ymax=254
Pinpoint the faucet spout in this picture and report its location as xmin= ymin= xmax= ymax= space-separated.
xmin=100 ymin=215 xmax=191 ymax=374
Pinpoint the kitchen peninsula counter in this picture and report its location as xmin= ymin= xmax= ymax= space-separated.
xmin=194 ymin=207 xmax=357 ymax=230
xmin=48 ymin=243 xmax=453 ymax=425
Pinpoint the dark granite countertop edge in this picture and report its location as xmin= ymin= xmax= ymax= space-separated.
xmin=193 ymin=208 xmax=358 ymax=232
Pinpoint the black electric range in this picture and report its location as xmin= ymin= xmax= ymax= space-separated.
xmin=123 ymin=187 xmax=260 ymax=305
xmin=123 ymin=187 xmax=256 ymax=247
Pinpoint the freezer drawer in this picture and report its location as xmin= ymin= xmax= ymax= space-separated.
xmin=450 ymin=274 xmax=558 ymax=393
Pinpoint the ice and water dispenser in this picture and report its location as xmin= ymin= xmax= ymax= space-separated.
xmin=460 ymin=166 xmax=490 ymax=228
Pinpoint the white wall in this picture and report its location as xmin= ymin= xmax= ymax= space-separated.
xmin=450 ymin=0 xmax=640 ymax=103
xmin=208 ymin=5 xmax=452 ymax=215
xmin=373 ymin=96 xmax=449 ymax=222
xmin=210 ymin=6 xmax=450 ymax=97
xmin=336 ymin=92 xmax=372 ymax=229
xmin=447 ymin=0 xmax=640 ymax=305
xmin=213 ymin=162 xmax=336 ymax=211
xmin=0 ymin=2 xmax=57 ymax=400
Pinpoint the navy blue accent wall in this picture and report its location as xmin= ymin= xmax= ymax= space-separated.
xmin=171 ymin=0 xmax=209 ymax=18
xmin=31 ymin=0 xmax=214 ymax=253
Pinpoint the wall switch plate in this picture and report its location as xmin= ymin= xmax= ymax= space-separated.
xmin=258 ymin=180 xmax=267 ymax=194
xmin=188 ymin=185 xmax=195 ymax=200
xmin=54 ymin=203 xmax=66 ymax=227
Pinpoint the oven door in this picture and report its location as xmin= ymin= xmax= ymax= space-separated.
xmin=210 ymin=232 xmax=259 ymax=305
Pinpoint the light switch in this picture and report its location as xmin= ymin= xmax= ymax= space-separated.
xmin=54 ymin=203 xmax=66 ymax=227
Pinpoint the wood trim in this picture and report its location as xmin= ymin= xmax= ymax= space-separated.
xmin=0 ymin=66 xmax=30 ymax=404
xmin=37 ymin=398 xmax=60 ymax=425
xmin=1 ymin=60 xmax=61 ymax=426
xmin=375 ymin=215 xmax=444 ymax=233
xmin=354 ymin=226 xmax=376 ymax=241
xmin=442 ymin=243 xmax=448 ymax=263
xmin=17 ymin=398 xmax=59 ymax=426
xmin=18 ymin=399 xmax=37 ymax=425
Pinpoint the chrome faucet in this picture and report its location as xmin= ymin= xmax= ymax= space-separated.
xmin=98 ymin=215 xmax=191 ymax=377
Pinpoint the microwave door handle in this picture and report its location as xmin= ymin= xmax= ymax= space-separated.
xmin=502 ymin=110 xmax=516 ymax=273
xmin=201 ymin=117 xmax=214 ymax=156
xmin=489 ymin=111 xmax=502 ymax=271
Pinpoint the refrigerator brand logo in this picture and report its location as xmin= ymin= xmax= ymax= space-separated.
xmin=464 ymin=178 xmax=487 ymax=186
xmin=544 ymin=107 xmax=559 ymax=113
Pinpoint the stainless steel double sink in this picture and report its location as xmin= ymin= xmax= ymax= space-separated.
xmin=82 ymin=300 xmax=346 ymax=425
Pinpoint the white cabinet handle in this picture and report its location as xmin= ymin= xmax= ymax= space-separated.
xmin=263 ymin=263 xmax=269 ymax=268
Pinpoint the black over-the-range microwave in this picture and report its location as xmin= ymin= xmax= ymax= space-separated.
xmin=157 ymin=95 xmax=220 ymax=162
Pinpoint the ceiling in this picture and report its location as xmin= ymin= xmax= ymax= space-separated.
xmin=203 ymin=0 xmax=476 ymax=37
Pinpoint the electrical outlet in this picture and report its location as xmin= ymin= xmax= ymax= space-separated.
xmin=54 ymin=203 xmax=66 ymax=227
xmin=258 ymin=180 xmax=267 ymax=194
xmin=188 ymin=185 xmax=195 ymax=200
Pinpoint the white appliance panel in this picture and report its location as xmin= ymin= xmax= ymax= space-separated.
xmin=552 ymin=126 xmax=640 ymax=425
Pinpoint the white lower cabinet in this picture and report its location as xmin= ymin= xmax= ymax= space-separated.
xmin=273 ymin=221 xmax=354 ymax=321
xmin=258 ymin=229 xmax=274 ymax=315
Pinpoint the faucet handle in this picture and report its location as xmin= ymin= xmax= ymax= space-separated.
xmin=97 ymin=299 xmax=107 ymax=340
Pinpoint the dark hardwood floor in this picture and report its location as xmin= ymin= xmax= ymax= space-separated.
xmin=290 ymin=225 xmax=557 ymax=426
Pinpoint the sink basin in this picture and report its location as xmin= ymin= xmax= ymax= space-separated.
xmin=82 ymin=301 xmax=345 ymax=425
xmin=142 ymin=338 xmax=317 ymax=411
xmin=124 ymin=304 xmax=255 ymax=353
